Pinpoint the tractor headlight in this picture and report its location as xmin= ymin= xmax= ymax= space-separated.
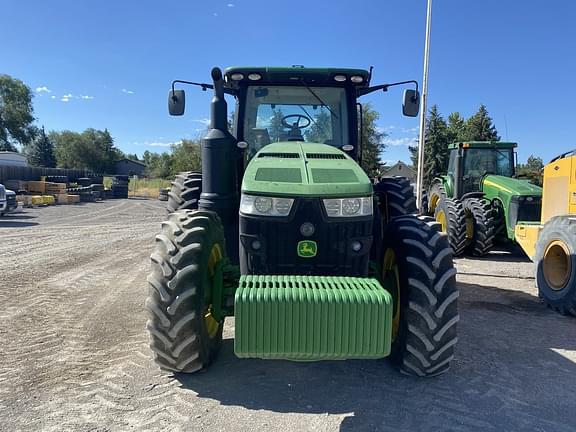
xmin=240 ymin=194 xmax=294 ymax=217
xmin=323 ymin=196 xmax=372 ymax=218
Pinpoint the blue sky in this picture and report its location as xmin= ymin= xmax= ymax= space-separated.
xmin=2 ymin=0 xmax=574 ymax=164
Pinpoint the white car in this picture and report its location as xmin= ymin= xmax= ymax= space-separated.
xmin=0 ymin=184 xmax=17 ymax=216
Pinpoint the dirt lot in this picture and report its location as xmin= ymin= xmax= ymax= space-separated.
xmin=0 ymin=199 xmax=575 ymax=432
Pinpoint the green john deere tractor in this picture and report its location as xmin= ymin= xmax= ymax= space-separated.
xmin=147 ymin=66 xmax=458 ymax=377
xmin=427 ymin=141 xmax=543 ymax=256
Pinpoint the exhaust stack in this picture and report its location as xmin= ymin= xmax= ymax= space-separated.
xmin=199 ymin=67 xmax=239 ymax=262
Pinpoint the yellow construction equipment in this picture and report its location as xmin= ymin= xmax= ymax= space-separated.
xmin=515 ymin=150 xmax=576 ymax=315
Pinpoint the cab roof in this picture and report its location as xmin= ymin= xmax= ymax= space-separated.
xmin=448 ymin=141 xmax=518 ymax=150
xmin=224 ymin=66 xmax=371 ymax=89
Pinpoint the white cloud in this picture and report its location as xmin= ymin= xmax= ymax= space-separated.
xmin=227 ymin=3 xmax=235 ymax=7
xmin=61 ymin=93 xmax=73 ymax=102
xmin=383 ymin=137 xmax=418 ymax=147
xmin=213 ymin=12 xmax=218 ymax=16
xmin=149 ymin=142 xmax=173 ymax=147
xmin=50 ymin=95 xmax=56 ymax=99
xmin=36 ymin=86 xmax=52 ymax=94
xmin=131 ymin=140 xmax=182 ymax=148
xmin=122 ymin=88 xmax=134 ymax=94
xmin=192 ymin=118 xmax=211 ymax=126
xmin=80 ymin=95 xmax=94 ymax=100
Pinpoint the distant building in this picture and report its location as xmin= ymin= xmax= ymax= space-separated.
xmin=381 ymin=161 xmax=416 ymax=182
xmin=115 ymin=158 xmax=146 ymax=176
xmin=0 ymin=151 xmax=28 ymax=167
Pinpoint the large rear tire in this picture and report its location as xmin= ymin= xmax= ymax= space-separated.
xmin=463 ymin=198 xmax=496 ymax=257
xmin=382 ymin=215 xmax=459 ymax=376
xmin=167 ymin=171 xmax=202 ymax=213
xmin=434 ymin=198 xmax=467 ymax=256
xmin=146 ymin=210 xmax=225 ymax=373
xmin=535 ymin=216 xmax=576 ymax=316
xmin=374 ymin=176 xmax=417 ymax=222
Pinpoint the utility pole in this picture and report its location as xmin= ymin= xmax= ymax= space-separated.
xmin=416 ymin=0 xmax=432 ymax=211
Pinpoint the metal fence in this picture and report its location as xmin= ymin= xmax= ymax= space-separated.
xmin=0 ymin=165 xmax=95 ymax=184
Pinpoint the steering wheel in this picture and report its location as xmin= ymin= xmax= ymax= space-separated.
xmin=281 ymin=114 xmax=311 ymax=130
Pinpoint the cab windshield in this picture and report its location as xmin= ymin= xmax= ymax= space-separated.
xmin=461 ymin=148 xmax=514 ymax=193
xmin=242 ymin=85 xmax=349 ymax=157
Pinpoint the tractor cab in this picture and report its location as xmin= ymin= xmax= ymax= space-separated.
xmin=446 ymin=141 xmax=517 ymax=198
xmin=223 ymin=66 xmax=418 ymax=164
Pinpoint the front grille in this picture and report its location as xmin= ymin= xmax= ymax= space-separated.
xmin=7 ymin=195 xmax=16 ymax=205
xmin=0 ymin=187 xmax=5 ymax=201
xmin=258 ymin=153 xmax=300 ymax=158
xmin=240 ymin=198 xmax=372 ymax=277
xmin=518 ymin=197 xmax=542 ymax=222
xmin=509 ymin=196 xmax=542 ymax=227
xmin=306 ymin=153 xmax=346 ymax=160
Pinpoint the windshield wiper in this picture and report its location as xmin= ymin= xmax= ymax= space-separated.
xmin=299 ymin=78 xmax=338 ymax=119
xmin=298 ymin=104 xmax=317 ymax=126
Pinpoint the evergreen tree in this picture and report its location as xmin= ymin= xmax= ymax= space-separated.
xmin=447 ymin=112 xmax=466 ymax=142
xmin=26 ymin=126 xmax=56 ymax=167
xmin=304 ymin=110 xmax=331 ymax=143
xmin=408 ymin=105 xmax=450 ymax=188
xmin=359 ymin=103 xmax=387 ymax=177
xmin=269 ymin=109 xmax=285 ymax=142
xmin=464 ymin=104 xmax=500 ymax=141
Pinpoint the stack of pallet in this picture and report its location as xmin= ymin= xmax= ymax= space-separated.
xmin=27 ymin=181 xmax=46 ymax=194
xmin=45 ymin=182 xmax=67 ymax=196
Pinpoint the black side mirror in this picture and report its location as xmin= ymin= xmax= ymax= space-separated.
xmin=402 ymin=89 xmax=420 ymax=117
xmin=168 ymin=89 xmax=185 ymax=116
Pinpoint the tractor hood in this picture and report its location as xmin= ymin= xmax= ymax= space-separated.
xmin=483 ymin=175 xmax=542 ymax=197
xmin=241 ymin=142 xmax=372 ymax=197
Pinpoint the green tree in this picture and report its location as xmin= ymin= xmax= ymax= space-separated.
xmin=25 ymin=126 xmax=56 ymax=167
xmin=304 ymin=110 xmax=331 ymax=144
xmin=408 ymin=105 xmax=450 ymax=188
xmin=51 ymin=128 xmax=122 ymax=172
xmin=146 ymin=152 xmax=173 ymax=178
xmin=464 ymin=104 xmax=500 ymax=141
xmin=359 ymin=103 xmax=387 ymax=177
xmin=447 ymin=112 xmax=466 ymax=143
xmin=0 ymin=75 xmax=36 ymax=151
xmin=171 ymin=139 xmax=202 ymax=174
xmin=269 ymin=109 xmax=285 ymax=142
xmin=517 ymin=154 xmax=544 ymax=186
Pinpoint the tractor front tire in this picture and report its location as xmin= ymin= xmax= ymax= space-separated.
xmin=383 ymin=215 xmax=459 ymax=376
xmin=146 ymin=209 xmax=225 ymax=373
xmin=463 ymin=198 xmax=496 ymax=257
xmin=374 ymin=176 xmax=417 ymax=222
xmin=427 ymin=181 xmax=446 ymax=216
xmin=167 ymin=171 xmax=202 ymax=213
xmin=535 ymin=216 xmax=576 ymax=316
xmin=434 ymin=198 xmax=467 ymax=256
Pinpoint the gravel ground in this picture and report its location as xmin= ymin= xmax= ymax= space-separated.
xmin=0 ymin=199 xmax=575 ymax=432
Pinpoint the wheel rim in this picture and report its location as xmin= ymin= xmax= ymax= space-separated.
xmin=383 ymin=248 xmax=401 ymax=341
xmin=205 ymin=243 xmax=223 ymax=338
xmin=543 ymin=240 xmax=571 ymax=291
xmin=436 ymin=209 xmax=447 ymax=232
xmin=430 ymin=194 xmax=440 ymax=213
